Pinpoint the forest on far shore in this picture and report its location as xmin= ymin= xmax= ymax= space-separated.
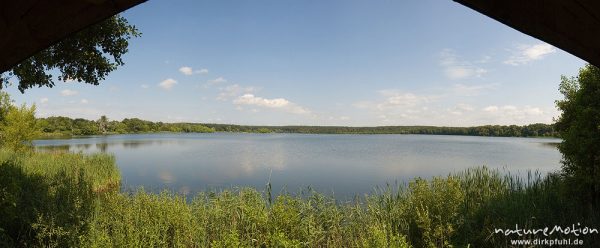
xmin=37 ymin=115 xmax=557 ymax=138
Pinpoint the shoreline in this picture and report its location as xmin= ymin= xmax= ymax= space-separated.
xmin=36 ymin=130 xmax=561 ymax=140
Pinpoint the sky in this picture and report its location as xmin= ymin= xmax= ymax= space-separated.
xmin=4 ymin=0 xmax=586 ymax=126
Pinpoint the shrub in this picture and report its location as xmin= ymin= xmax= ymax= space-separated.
xmin=0 ymin=103 xmax=39 ymax=152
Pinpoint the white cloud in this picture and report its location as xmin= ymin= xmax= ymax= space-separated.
xmin=484 ymin=105 xmax=539 ymax=115
xmin=477 ymin=55 xmax=492 ymax=64
xmin=39 ymin=97 xmax=49 ymax=104
xmin=477 ymin=105 xmax=552 ymax=125
xmin=352 ymin=86 xmax=557 ymax=126
xmin=217 ymin=84 xmax=256 ymax=100
xmin=452 ymin=83 xmax=498 ymax=96
xmin=504 ymin=43 xmax=556 ymax=66
xmin=354 ymin=90 xmax=435 ymax=111
xmin=440 ymin=49 xmax=488 ymax=80
xmin=60 ymin=89 xmax=78 ymax=96
xmin=327 ymin=116 xmax=350 ymax=121
xmin=455 ymin=103 xmax=475 ymax=112
xmin=179 ymin=66 xmax=209 ymax=76
xmin=81 ymin=99 xmax=89 ymax=104
xmin=158 ymin=78 xmax=177 ymax=90
xmin=353 ymin=90 xmax=439 ymax=125
xmin=483 ymin=105 xmax=499 ymax=112
xmin=36 ymin=106 xmax=105 ymax=120
xmin=233 ymin=94 xmax=311 ymax=114
xmin=352 ymin=101 xmax=372 ymax=110
xmin=235 ymin=94 xmax=288 ymax=108
xmin=179 ymin=66 xmax=193 ymax=75
xmin=446 ymin=67 xmax=472 ymax=80
xmin=374 ymin=90 xmax=435 ymax=110
xmin=141 ymin=84 xmax=149 ymax=89
xmin=448 ymin=103 xmax=475 ymax=115
xmin=209 ymin=77 xmax=226 ymax=84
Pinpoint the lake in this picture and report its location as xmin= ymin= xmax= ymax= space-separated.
xmin=34 ymin=133 xmax=561 ymax=198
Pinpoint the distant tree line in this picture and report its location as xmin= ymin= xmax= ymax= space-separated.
xmin=36 ymin=116 xmax=557 ymax=138
xmin=38 ymin=116 xmax=215 ymax=137
xmin=202 ymin=123 xmax=557 ymax=137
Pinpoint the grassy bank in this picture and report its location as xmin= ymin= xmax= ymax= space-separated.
xmin=0 ymin=150 xmax=120 ymax=192
xmin=0 ymin=150 xmax=119 ymax=247
xmin=1 ymin=151 xmax=598 ymax=247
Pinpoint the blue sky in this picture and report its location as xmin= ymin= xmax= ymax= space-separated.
xmin=5 ymin=0 xmax=586 ymax=126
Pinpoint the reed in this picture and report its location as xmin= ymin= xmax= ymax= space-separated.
xmin=1 ymin=150 xmax=598 ymax=247
xmin=0 ymin=149 xmax=120 ymax=192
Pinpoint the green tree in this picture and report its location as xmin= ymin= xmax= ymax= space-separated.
xmin=0 ymin=103 xmax=39 ymax=152
xmin=72 ymin=118 xmax=97 ymax=135
xmin=98 ymin=115 xmax=109 ymax=135
xmin=122 ymin=118 xmax=149 ymax=133
xmin=0 ymin=91 xmax=10 ymax=123
xmin=0 ymin=15 xmax=140 ymax=93
xmin=257 ymin=128 xmax=272 ymax=133
xmin=555 ymin=64 xmax=600 ymax=206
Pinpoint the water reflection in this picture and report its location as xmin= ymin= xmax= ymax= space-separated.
xmin=96 ymin=143 xmax=108 ymax=153
xmin=158 ymin=170 xmax=175 ymax=184
xmin=37 ymin=138 xmax=182 ymax=153
xmin=538 ymin=141 xmax=560 ymax=148
xmin=122 ymin=140 xmax=156 ymax=148
xmin=33 ymin=133 xmax=563 ymax=198
xmin=36 ymin=145 xmax=71 ymax=152
xmin=77 ymin=143 xmax=92 ymax=150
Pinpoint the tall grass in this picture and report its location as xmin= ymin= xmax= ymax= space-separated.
xmin=0 ymin=149 xmax=119 ymax=192
xmin=0 ymin=149 xmax=119 ymax=247
xmin=1 ymin=150 xmax=598 ymax=247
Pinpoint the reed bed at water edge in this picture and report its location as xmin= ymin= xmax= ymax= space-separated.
xmin=1 ymin=150 xmax=598 ymax=247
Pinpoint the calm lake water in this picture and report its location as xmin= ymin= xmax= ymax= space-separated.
xmin=34 ymin=133 xmax=561 ymax=198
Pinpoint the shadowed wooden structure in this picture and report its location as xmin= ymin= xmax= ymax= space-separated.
xmin=0 ymin=0 xmax=146 ymax=73
xmin=454 ymin=0 xmax=600 ymax=67
xmin=1 ymin=1 xmax=599 ymax=73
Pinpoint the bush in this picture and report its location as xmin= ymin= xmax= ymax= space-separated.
xmin=407 ymin=177 xmax=464 ymax=248
xmin=0 ymin=100 xmax=39 ymax=152
xmin=555 ymin=64 xmax=600 ymax=206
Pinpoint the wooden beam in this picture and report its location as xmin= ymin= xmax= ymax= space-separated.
xmin=454 ymin=0 xmax=600 ymax=67
xmin=0 ymin=0 xmax=146 ymax=73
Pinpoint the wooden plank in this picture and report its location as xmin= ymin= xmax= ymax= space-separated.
xmin=454 ymin=0 xmax=600 ymax=67
xmin=0 ymin=0 xmax=146 ymax=73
